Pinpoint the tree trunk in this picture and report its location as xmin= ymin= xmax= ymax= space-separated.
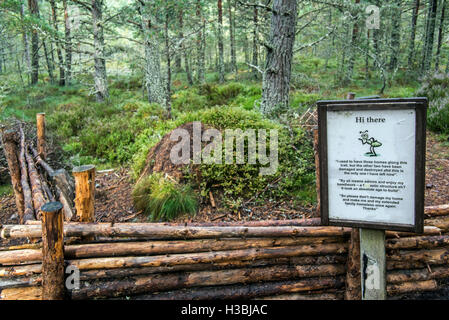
xmin=165 ymin=13 xmax=172 ymax=119
xmin=196 ymin=0 xmax=206 ymax=84
xmin=20 ymin=1 xmax=31 ymax=85
xmin=228 ymin=0 xmax=237 ymax=74
xmin=140 ymin=0 xmax=165 ymax=104
xmin=28 ymin=0 xmax=39 ymax=85
xmin=49 ymin=0 xmax=65 ymax=86
xmin=260 ymin=0 xmax=298 ymax=117
xmin=92 ymin=0 xmax=108 ymax=101
xmin=435 ymin=0 xmax=446 ymax=71
xmin=217 ymin=0 xmax=225 ymax=83
xmin=422 ymin=0 xmax=438 ymax=73
xmin=407 ymin=0 xmax=421 ymax=68
xmin=64 ymin=0 xmax=72 ymax=85
xmin=0 ymin=130 xmax=24 ymax=220
xmin=42 ymin=40 xmax=54 ymax=83
xmin=345 ymin=0 xmax=361 ymax=85
xmin=252 ymin=6 xmax=259 ymax=78
xmin=388 ymin=0 xmax=401 ymax=72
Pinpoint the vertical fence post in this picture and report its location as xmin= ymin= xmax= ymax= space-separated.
xmin=41 ymin=201 xmax=65 ymax=300
xmin=36 ymin=113 xmax=46 ymax=160
xmin=344 ymin=92 xmax=362 ymax=300
xmin=313 ymin=127 xmax=320 ymax=218
xmin=72 ymin=165 xmax=95 ymax=222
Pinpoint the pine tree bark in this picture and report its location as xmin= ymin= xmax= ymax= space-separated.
xmin=49 ymin=0 xmax=65 ymax=86
xmin=422 ymin=0 xmax=438 ymax=73
xmin=217 ymin=0 xmax=225 ymax=83
xmin=252 ymin=6 xmax=259 ymax=78
xmin=407 ymin=0 xmax=421 ymax=68
xmin=27 ymin=0 xmax=40 ymax=85
xmin=164 ymin=13 xmax=172 ymax=119
xmin=92 ymin=0 xmax=109 ymax=101
xmin=64 ymin=0 xmax=72 ymax=85
xmin=228 ymin=0 xmax=237 ymax=74
xmin=389 ymin=0 xmax=401 ymax=71
xmin=196 ymin=0 xmax=206 ymax=84
xmin=435 ymin=0 xmax=446 ymax=71
xmin=140 ymin=0 xmax=165 ymax=104
xmin=260 ymin=0 xmax=298 ymax=117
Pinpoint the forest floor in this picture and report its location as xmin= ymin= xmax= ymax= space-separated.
xmin=0 ymin=131 xmax=448 ymax=225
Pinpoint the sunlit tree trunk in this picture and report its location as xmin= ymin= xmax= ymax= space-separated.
xmin=92 ymin=0 xmax=108 ymax=101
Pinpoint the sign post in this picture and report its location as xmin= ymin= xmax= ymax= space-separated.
xmin=317 ymin=98 xmax=427 ymax=300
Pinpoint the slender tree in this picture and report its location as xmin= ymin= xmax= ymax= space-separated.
xmin=422 ymin=0 xmax=438 ymax=73
xmin=217 ymin=0 xmax=225 ymax=83
xmin=27 ymin=0 xmax=39 ymax=85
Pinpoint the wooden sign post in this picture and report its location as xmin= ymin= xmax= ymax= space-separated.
xmin=317 ymin=98 xmax=427 ymax=300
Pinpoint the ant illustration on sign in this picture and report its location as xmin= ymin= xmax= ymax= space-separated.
xmin=359 ymin=130 xmax=382 ymax=157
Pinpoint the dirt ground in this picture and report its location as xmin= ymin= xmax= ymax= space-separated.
xmin=0 ymin=131 xmax=448 ymax=225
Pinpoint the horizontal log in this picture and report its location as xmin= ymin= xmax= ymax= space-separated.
xmin=154 ymin=218 xmax=323 ymax=227
xmin=129 ymin=276 xmax=345 ymax=300
xmin=0 ymin=236 xmax=346 ymax=265
xmin=386 ymin=235 xmax=449 ymax=250
xmin=387 ymin=247 xmax=449 ymax=264
xmin=425 ymin=204 xmax=449 ymax=217
xmin=0 ymin=264 xmax=42 ymax=277
xmin=387 ymin=280 xmax=438 ymax=296
xmin=424 ymin=217 xmax=449 ymax=231
xmin=67 ymin=243 xmax=348 ymax=271
xmin=79 ymin=255 xmax=347 ymax=281
xmin=0 ymin=223 xmax=350 ymax=240
xmin=0 ymin=286 xmax=42 ymax=300
xmin=388 ymin=266 xmax=449 ymax=284
xmin=386 ymin=226 xmax=443 ymax=238
xmin=0 ymin=249 xmax=41 ymax=265
xmin=0 ymin=276 xmax=41 ymax=289
xmin=259 ymin=292 xmax=344 ymax=300
xmin=70 ymin=265 xmax=346 ymax=299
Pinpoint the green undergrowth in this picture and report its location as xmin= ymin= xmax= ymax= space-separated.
xmin=132 ymin=173 xmax=198 ymax=221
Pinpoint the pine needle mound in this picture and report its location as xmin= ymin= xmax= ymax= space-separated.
xmin=132 ymin=173 xmax=198 ymax=221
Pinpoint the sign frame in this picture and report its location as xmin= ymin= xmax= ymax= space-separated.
xmin=317 ymin=98 xmax=427 ymax=233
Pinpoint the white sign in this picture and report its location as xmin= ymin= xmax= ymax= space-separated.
xmin=318 ymin=99 xmax=427 ymax=232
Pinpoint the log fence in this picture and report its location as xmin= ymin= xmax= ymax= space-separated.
xmin=1 ymin=114 xmax=449 ymax=300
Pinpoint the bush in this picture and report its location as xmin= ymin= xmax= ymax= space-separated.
xmin=416 ymin=73 xmax=449 ymax=133
xmin=132 ymin=173 xmax=198 ymax=221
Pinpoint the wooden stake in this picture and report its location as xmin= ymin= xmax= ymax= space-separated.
xmin=72 ymin=165 xmax=95 ymax=222
xmin=41 ymin=202 xmax=65 ymax=300
xmin=36 ymin=113 xmax=46 ymax=160
xmin=360 ymin=228 xmax=386 ymax=300
xmin=0 ymin=129 xmax=24 ymax=219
